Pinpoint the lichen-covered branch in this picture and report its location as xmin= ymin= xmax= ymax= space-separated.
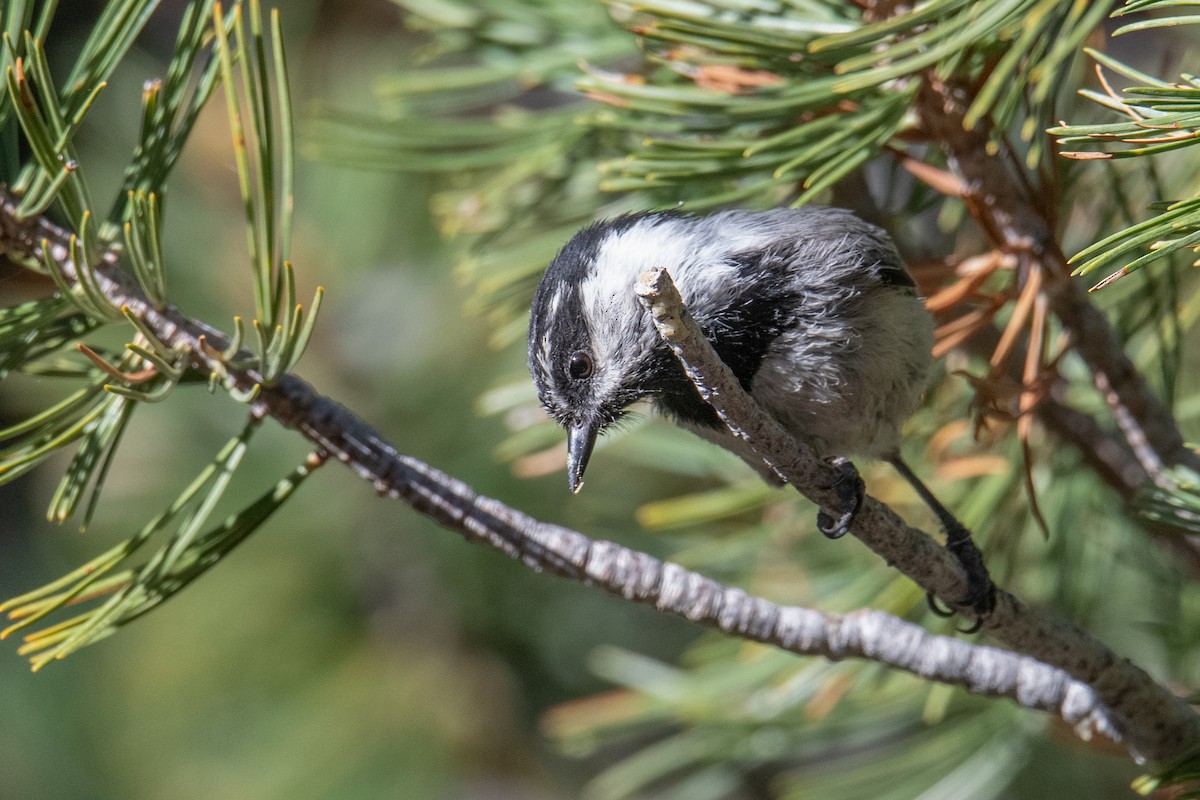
xmin=2 ymin=190 xmax=1197 ymax=763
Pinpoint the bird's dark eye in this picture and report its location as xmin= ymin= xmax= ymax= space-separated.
xmin=568 ymin=351 xmax=594 ymax=380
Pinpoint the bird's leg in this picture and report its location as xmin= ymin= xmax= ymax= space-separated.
xmin=887 ymin=455 xmax=996 ymax=631
xmin=816 ymin=456 xmax=864 ymax=540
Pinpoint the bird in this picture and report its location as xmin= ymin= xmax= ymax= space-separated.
xmin=527 ymin=207 xmax=994 ymax=623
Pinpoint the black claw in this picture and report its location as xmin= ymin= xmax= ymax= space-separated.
xmin=925 ymin=526 xmax=995 ymax=633
xmin=816 ymin=510 xmax=848 ymax=539
xmin=889 ymin=456 xmax=996 ymax=634
xmin=944 ymin=521 xmax=997 ymax=619
xmin=926 ymin=592 xmax=956 ymax=618
xmin=927 ymin=590 xmax=988 ymax=633
xmin=816 ymin=457 xmax=863 ymax=539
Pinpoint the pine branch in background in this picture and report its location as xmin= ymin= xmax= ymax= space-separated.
xmin=310 ymin=0 xmax=637 ymax=347
xmin=581 ymin=0 xmax=1109 ymax=199
xmin=1047 ymin=1 xmax=1200 ymax=540
xmin=0 ymin=0 xmax=321 ymax=665
xmin=1054 ymin=59 xmax=1200 ymax=287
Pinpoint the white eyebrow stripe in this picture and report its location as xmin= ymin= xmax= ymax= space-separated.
xmin=538 ymin=290 xmax=560 ymax=390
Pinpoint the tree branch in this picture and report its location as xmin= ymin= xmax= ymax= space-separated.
xmin=633 ymin=265 xmax=1199 ymax=766
xmin=914 ymin=76 xmax=1199 ymax=487
xmin=1 ymin=190 xmax=1196 ymax=764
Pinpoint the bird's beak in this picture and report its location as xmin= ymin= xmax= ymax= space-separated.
xmin=567 ymin=420 xmax=600 ymax=494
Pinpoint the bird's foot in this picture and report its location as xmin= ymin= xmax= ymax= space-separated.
xmin=816 ymin=457 xmax=864 ymax=540
xmin=925 ymin=521 xmax=996 ymax=634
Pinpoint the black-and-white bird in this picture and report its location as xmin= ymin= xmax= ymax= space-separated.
xmin=527 ymin=207 xmax=994 ymax=621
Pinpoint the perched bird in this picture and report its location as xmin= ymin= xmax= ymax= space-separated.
xmin=527 ymin=207 xmax=994 ymax=621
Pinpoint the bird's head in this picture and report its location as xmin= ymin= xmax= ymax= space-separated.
xmin=527 ymin=214 xmax=681 ymax=492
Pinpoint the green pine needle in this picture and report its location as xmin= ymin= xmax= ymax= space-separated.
xmin=2 ymin=419 xmax=321 ymax=669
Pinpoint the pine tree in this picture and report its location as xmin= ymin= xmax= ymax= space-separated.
xmin=1 ymin=1 xmax=1198 ymax=796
